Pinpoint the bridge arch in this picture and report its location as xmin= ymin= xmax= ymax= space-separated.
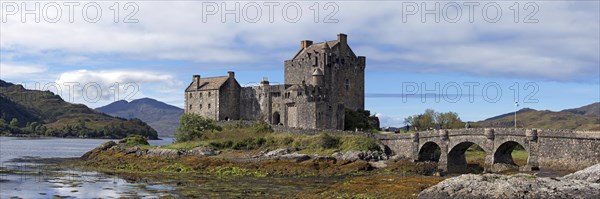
xmin=418 ymin=141 xmax=441 ymax=162
xmin=447 ymin=141 xmax=487 ymax=173
xmin=493 ymin=141 xmax=527 ymax=166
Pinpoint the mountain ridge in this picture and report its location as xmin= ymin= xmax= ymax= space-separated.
xmin=96 ymin=98 xmax=183 ymax=136
xmin=475 ymin=102 xmax=600 ymax=131
xmin=0 ymin=79 xmax=159 ymax=139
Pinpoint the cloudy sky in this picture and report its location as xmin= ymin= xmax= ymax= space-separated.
xmin=1 ymin=1 xmax=599 ymax=127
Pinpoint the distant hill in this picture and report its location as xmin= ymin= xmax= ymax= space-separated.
xmin=96 ymin=98 xmax=183 ymax=136
xmin=475 ymin=103 xmax=600 ymax=131
xmin=0 ymin=80 xmax=158 ymax=139
xmin=563 ymin=102 xmax=600 ymax=116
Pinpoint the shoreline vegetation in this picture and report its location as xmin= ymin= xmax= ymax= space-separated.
xmin=68 ymin=117 xmax=533 ymax=198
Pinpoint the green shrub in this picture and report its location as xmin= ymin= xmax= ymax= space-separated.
xmin=119 ymin=134 xmax=149 ymax=146
xmin=340 ymin=136 xmax=381 ymax=152
xmin=317 ymin=133 xmax=340 ymax=149
xmin=232 ymin=137 xmax=266 ymax=150
xmin=175 ymin=114 xmax=222 ymax=142
xmin=251 ymin=121 xmax=273 ymax=133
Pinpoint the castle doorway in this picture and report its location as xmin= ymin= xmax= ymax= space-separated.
xmin=272 ymin=112 xmax=281 ymax=125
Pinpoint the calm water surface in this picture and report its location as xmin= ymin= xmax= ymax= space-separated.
xmin=0 ymin=137 xmax=174 ymax=198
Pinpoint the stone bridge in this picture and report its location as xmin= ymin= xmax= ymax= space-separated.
xmin=378 ymin=128 xmax=600 ymax=173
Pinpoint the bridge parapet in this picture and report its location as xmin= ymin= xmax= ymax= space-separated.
xmin=378 ymin=128 xmax=600 ymax=173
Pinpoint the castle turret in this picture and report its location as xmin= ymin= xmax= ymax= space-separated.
xmin=312 ymin=68 xmax=323 ymax=86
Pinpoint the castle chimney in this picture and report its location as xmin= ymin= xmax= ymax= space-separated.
xmin=337 ymin=33 xmax=347 ymax=44
xmin=227 ymin=71 xmax=235 ymax=78
xmin=193 ymin=75 xmax=201 ymax=89
xmin=260 ymin=77 xmax=269 ymax=87
xmin=300 ymin=40 xmax=313 ymax=49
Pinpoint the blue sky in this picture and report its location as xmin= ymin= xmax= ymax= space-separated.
xmin=1 ymin=1 xmax=599 ymax=127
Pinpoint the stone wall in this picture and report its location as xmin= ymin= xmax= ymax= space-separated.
xmin=185 ymin=89 xmax=220 ymax=120
xmin=218 ymin=78 xmax=241 ymax=120
xmin=239 ymin=87 xmax=262 ymax=121
xmin=536 ymin=129 xmax=600 ymax=171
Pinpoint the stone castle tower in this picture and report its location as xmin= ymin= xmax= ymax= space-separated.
xmin=185 ymin=33 xmax=366 ymax=130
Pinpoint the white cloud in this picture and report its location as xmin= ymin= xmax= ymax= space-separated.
xmin=54 ymin=69 xmax=182 ymax=106
xmin=0 ymin=63 xmax=47 ymax=78
xmin=376 ymin=113 xmax=406 ymax=128
xmin=0 ymin=1 xmax=598 ymax=81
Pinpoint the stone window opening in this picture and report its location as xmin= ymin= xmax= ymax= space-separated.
xmin=189 ymin=93 xmax=193 ymax=98
xmin=200 ymin=104 xmax=203 ymax=109
xmin=189 ymin=104 xmax=192 ymax=110
xmin=208 ymin=104 xmax=211 ymax=109
xmin=345 ymin=79 xmax=350 ymax=90
xmin=208 ymin=92 xmax=211 ymax=97
xmin=200 ymin=92 xmax=203 ymax=98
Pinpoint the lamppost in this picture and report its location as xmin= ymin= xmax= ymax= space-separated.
xmin=514 ymin=101 xmax=519 ymax=129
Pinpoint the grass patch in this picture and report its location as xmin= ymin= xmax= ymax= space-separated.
xmin=165 ymin=122 xmax=381 ymax=155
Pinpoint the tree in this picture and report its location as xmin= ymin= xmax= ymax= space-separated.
xmin=404 ymin=109 xmax=464 ymax=131
xmin=435 ymin=112 xmax=463 ymax=129
xmin=0 ymin=118 xmax=6 ymax=129
xmin=344 ymin=109 xmax=380 ymax=131
xmin=9 ymin=118 xmax=19 ymax=128
xmin=175 ymin=114 xmax=222 ymax=142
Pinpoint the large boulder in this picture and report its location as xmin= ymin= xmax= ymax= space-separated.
xmin=263 ymin=148 xmax=294 ymax=157
xmin=274 ymin=153 xmax=311 ymax=162
xmin=417 ymin=173 xmax=600 ymax=199
xmin=261 ymin=148 xmax=310 ymax=162
xmin=81 ymin=141 xmax=117 ymax=159
xmin=146 ymin=149 xmax=181 ymax=158
xmin=95 ymin=141 xmax=117 ymax=151
xmin=563 ymin=163 xmax=600 ymax=183
xmin=186 ymin=146 xmax=220 ymax=157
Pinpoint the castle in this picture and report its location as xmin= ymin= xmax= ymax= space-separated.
xmin=184 ymin=33 xmax=365 ymax=130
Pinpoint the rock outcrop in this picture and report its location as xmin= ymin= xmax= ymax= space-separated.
xmin=81 ymin=141 xmax=117 ymax=159
xmin=563 ymin=163 xmax=600 ymax=183
xmin=418 ymin=163 xmax=600 ymax=199
xmin=81 ymin=141 xmax=221 ymax=159
xmin=185 ymin=146 xmax=221 ymax=157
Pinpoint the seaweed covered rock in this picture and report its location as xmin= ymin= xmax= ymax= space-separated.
xmin=335 ymin=150 xmax=386 ymax=162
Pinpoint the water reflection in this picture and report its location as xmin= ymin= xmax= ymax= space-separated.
xmin=0 ymin=136 xmax=175 ymax=198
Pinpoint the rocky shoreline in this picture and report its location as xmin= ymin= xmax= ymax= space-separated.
xmin=82 ymin=141 xmax=388 ymax=163
xmin=81 ymin=141 xmax=600 ymax=198
xmin=418 ymin=163 xmax=600 ymax=199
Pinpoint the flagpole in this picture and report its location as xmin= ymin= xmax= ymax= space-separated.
xmin=514 ymin=101 xmax=518 ymax=129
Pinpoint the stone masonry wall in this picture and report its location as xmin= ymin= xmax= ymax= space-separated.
xmin=536 ymin=129 xmax=600 ymax=171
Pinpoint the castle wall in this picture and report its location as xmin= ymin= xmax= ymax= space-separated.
xmin=185 ymin=89 xmax=220 ymax=120
xmin=240 ymin=87 xmax=261 ymax=121
xmin=218 ymin=78 xmax=241 ymax=120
